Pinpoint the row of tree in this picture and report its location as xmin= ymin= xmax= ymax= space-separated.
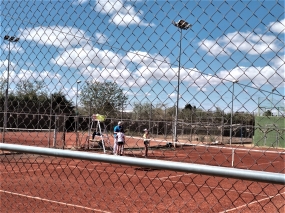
xmin=0 ymin=79 xmax=256 ymax=126
xmin=129 ymin=102 xmax=255 ymax=126
xmin=0 ymin=80 xmax=73 ymax=115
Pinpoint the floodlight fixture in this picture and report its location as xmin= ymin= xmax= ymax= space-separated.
xmin=172 ymin=20 xmax=192 ymax=30
xmin=4 ymin=35 xmax=20 ymax=42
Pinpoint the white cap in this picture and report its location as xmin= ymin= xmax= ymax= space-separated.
xmin=118 ymin=121 xmax=122 ymax=125
xmin=143 ymin=129 xmax=148 ymax=131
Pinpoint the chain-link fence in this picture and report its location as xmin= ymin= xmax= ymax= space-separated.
xmin=1 ymin=0 xmax=284 ymax=212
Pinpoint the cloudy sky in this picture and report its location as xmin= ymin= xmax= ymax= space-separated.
xmin=1 ymin=0 xmax=284 ymax=114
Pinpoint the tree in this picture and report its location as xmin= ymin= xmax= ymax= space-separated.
xmin=132 ymin=102 xmax=153 ymax=120
xmin=80 ymin=81 xmax=128 ymax=117
xmin=0 ymin=78 xmax=6 ymax=98
xmin=7 ymin=80 xmax=49 ymax=114
xmin=184 ymin=103 xmax=192 ymax=110
xmin=51 ymin=92 xmax=74 ymax=115
xmin=154 ymin=103 xmax=171 ymax=120
xmin=181 ymin=103 xmax=197 ymax=122
xmin=11 ymin=80 xmax=74 ymax=115
xmin=16 ymin=80 xmax=47 ymax=100
xmin=263 ymin=110 xmax=273 ymax=117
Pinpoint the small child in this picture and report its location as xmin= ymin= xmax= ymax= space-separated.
xmin=143 ymin=129 xmax=150 ymax=157
xmin=116 ymin=131 xmax=125 ymax=156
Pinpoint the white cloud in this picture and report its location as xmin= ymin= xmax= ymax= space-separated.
xmin=20 ymin=26 xmax=90 ymax=48
xmin=51 ymin=43 xmax=283 ymax=91
xmin=199 ymin=39 xmax=229 ymax=56
xmin=168 ymin=93 xmax=177 ymax=98
xmin=268 ymin=18 xmax=285 ymax=34
xmin=95 ymin=0 xmax=154 ymax=27
xmin=1 ymin=60 xmax=16 ymax=75
xmin=81 ymin=66 xmax=147 ymax=88
xmin=111 ymin=13 xmax=149 ymax=26
xmin=1 ymin=61 xmax=18 ymax=85
xmin=95 ymin=0 xmax=124 ymax=14
xmin=95 ymin=32 xmax=108 ymax=43
xmin=123 ymin=90 xmax=135 ymax=96
xmin=199 ymin=31 xmax=282 ymax=56
xmin=129 ymin=63 xmax=223 ymax=91
xmin=6 ymin=69 xmax=60 ymax=86
xmin=124 ymin=51 xmax=170 ymax=67
xmin=19 ymin=69 xmax=60 ymax=81
xmin=270 ymin=55 xmax=285 ymax=70
xmin=37 ymin=25 xmax=283 ymax=91
xmin=218 ymin=65 xmax=284 ymax=88
xmin=72 ymin=0 xmax=89 ymax=5
xmin=51 ymin=45 xmax=125 ymax=69
xmin=1 ymin=42 xmax=24 ymax=54
xmin=179 ymin=68 xmax=221 ymax=91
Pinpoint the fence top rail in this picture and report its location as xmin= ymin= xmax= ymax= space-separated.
xmin=0 ymin=143 xmax=284 ymax=185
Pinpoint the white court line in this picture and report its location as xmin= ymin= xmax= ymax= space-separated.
xmin=220 ymin=191 xmax=285 ymax=213
xmin=128 ymin=136 xmax=284 ymax=155
xmin=0 ymin=165 xmax=65 ymax=175
xmin=157 ymin=173 xmax=268 ymax=198
xmin=2 ymin=162 xmax=274 ymax=200
xmin=237 ymin=160 xmax=283 ymax=169
xmin=1 ymin=169 xmax=39 ymax=174
xmin=72 ymin=165 xmax=267 ymax=198
xmin=0 ymin=190 xmax=111 ymax=213
xmin=158 ymin=173 xmax=192 ymax=180
xmin=2 ymin=164 xmax=269 ymax=209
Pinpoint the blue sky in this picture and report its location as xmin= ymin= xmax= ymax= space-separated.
xmin=1 ymin=0 xmax=284 ymax=114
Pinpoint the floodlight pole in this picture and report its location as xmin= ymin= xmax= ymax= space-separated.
xmin=230 ymin=80 xmax=238 ymax=146
xmin=48 ymin=93 xmax=53 ymax=148
xmin=271 ymin=87 xmax=276 ymax=115
xmin=2 ymin=35 xmax=19 ymax=143
xmin=121 ymin=100 xmax=123 ymax=121
xmin=86 ymin=82 xmax=92 ymax=137
xmin=172 ymin=20 xmax=192 ymax=147
xmin=75 ymin=80 xmax=81 ymax=147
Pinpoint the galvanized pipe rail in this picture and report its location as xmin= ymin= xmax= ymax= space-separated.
xmin=1 ymin=143 xmax=284 ymax=185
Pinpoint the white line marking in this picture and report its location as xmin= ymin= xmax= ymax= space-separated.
xmin=72 ymin=166 xmax=267 ymax=197
xmin=0 ymin=165 xmax=64 ymax=174
xmin=220 ymin=191 xmax=285 ymax=213
xmin=0 ymin=190 xmax=111 ymax=213
xmin=237 ymin=160 xmax=283 ymax=168
xmin=128 ymin=136 xmax=284 ymax=155
xmin=158 ymin=173 xmax=192 ymax=180
xmin=2 ymin=164 xmax=269 ymax=209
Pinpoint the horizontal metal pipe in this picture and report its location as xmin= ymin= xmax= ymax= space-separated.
xmin=1 ymin=143 xmax=284 ymax=185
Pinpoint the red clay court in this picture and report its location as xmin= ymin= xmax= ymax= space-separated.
xmin=1 ymin=131 xmax=284 ymax=212
xmin=1 ymin=153 xmax=284 ymax=213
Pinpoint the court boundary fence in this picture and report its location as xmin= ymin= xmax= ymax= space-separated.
xmin=0 ymin=128 xmax=57 ymax=147
xmin=1 ymin=143 xmax=284 ymax=185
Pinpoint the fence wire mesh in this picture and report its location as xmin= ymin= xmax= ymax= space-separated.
xmin=1 ymin=0 xmax=284 ymax=212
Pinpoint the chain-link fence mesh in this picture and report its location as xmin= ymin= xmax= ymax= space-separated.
xmin=1 ymin=0 xmax=284 ymax=212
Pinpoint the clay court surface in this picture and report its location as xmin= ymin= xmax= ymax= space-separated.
xmin=1 ymin=131 xmax=284 ymax=171
xmin=1 ymin=131 xmax=284 ymax=212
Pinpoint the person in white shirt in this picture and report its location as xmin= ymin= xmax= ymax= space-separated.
xmin=142 ymin=129 xmax=150 ymax=157
xmin=116 ymin=131 xmax=125 ymax=156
